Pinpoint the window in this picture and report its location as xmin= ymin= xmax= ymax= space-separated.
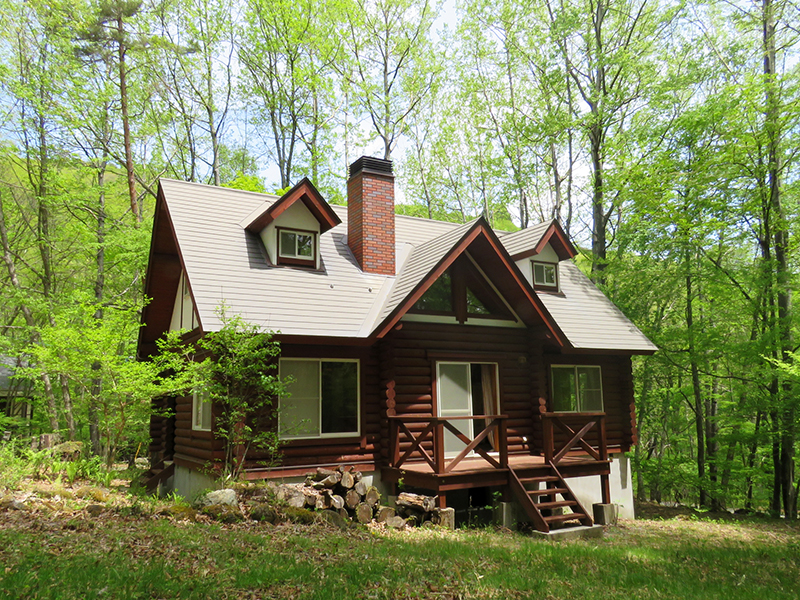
xmin=279 ymin=359 xmax=359 ymax=439
xmin=411 ymin=257 xmax=514 ymax=322
xmin=192 ymin=391 xmax=212 ymax=431
xmin=278 ymin=228 xmax=316 ymax=265
xmin=551 ymin=366 xmax=603 ymax=412
xmin=532 ymin=261 xmax=558 ymax=291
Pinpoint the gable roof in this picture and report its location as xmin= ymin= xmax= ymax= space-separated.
xmin=143 ymin=179 xmax=655 ymax=354
xmin=500 ymin=220 xmax=577 ymax=260
xmin=243 ymin=178 xmax=340 ymax=234
xmin=373 ymin=218 xmax=566 ymax=343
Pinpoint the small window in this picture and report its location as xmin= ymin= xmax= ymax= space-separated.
xmin=532 ymin=261 xmax=558 ymax=291
xmin=278 ymin=228 xmax=316 ymax=265
xmin=192 ymin=391 xmax=212 ymax=431
xmin=551 ymin=366 xmax=603 ymax=412
xmin=279 ymin=359 xmax=359 ymax=439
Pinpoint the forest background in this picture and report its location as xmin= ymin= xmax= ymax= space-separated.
xmin=0 ymin=0 xmax=798 ymax=518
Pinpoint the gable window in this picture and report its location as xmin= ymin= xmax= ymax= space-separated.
xmin=551 ymin=366 xmax=603 ymax=412
xmin=278 ymin=359 xmax=359 ymax=439
xmin=192 ymin=391 xmax=212 ymax=431
xmin=532 ymin=261 xmax=558 ymax=291
xmin=411 ymin=257 xmax=513 ymax=323
xmin=278 ymin=228 xmax=316 ymax=266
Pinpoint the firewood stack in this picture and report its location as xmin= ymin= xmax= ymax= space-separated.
xmin=274 ymin=467 xmax=453 ymax=528
xmin=275 ymin=466 xmax=384 ymax=523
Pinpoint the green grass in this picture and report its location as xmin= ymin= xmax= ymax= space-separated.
xmin=1 ymin=508 xmax=798 ymax=599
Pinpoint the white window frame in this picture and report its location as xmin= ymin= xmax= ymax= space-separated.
xmin=532 ymin=261 xmax=559 ymax=291
xmin=550 ymin=365 xmax=604 ymax=412
xmin=278 ymin=228 xmax=316 ymax=260
xmin=192 ymin=391 xmax=212 ymax=431
xmin=278 ymin=358 xmax=360 ymax=440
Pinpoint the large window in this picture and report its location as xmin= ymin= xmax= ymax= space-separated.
xmin=551 ymin=366 xmax=603 ymax=412
xmin=278 ymin=228 xmax=316 ymax=266
xmin=192 ymin=391 xmax=212 ymax=431
xmin=279 ymin=359 xmax=359 ymax=439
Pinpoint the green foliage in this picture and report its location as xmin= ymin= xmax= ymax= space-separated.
xmin=158 ymin=306 xmax=287 ymax=482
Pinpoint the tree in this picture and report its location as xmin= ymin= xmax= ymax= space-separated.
xmin=159 ymin=309 xmax=288 ymax=481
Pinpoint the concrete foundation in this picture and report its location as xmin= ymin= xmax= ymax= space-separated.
xmin=561 ymin=454 xmax=634 ymax=519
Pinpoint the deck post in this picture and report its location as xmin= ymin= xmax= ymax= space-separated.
xmin=499 ymin=417 xmax=508 ymax=469
xmin=437 ymin=491 xmax=447 ymax=509
xmin=390 ymin=418 xmax=400 ymax=467
xmin=599 ymin=414 xmax=611 ymax=504
xmin=434 ymin=419 xmax=445 ymax=474
xmin=543 ymin=415 xmax=554 ymax=462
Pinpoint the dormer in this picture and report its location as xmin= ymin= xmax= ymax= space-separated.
xmin=502 ymin=220 xmax=576 ymax=294
xmin=243 ymin=178 xmax=341 ymax=270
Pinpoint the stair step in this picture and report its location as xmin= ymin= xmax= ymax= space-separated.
xmin=520 ymin=475 xmax=560 ymax=484
xmin=544 ymin=513 xmax=586 ymax=524
xmin=536 ymin=500 xmax=577 ymax=510
xmin=528 ymin=487 xmax=568 ymax=497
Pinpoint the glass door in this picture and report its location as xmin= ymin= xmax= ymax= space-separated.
xmin=436 ymin=362 xmax=474 ymax=458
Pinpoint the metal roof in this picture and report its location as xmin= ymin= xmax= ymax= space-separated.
xmin=157 ymin=179 xmax=655 ymax=352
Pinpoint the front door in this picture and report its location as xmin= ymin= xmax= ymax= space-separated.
xmin=436 ymin=362 xmax=499 ymax=458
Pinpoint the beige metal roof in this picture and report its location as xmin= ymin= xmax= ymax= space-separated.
xmin=378 ymin=220 xmax=478 ymax=324
xmin=158 ymin=179 xmax=655 ymax=352
xmin=499 ymin=222 xmax=551 ymax=257
xmin=537 ymin=261 xmax=658 ymax=352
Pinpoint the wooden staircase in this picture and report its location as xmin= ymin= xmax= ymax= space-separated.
xmin=508 ymin=461 xmax=593 ymax=533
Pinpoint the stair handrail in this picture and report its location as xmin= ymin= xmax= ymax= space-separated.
xmin=542 ymin=412 xmax=607 ymax=466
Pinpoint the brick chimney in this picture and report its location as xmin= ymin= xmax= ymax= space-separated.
xmin=347 ymin=156 xmax=395 ymax=275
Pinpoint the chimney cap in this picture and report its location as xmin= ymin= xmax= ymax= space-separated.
xmin=349 ymin=156 xmax=393 ymax=178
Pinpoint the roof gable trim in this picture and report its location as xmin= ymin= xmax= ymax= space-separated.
xmin=244 ymin=178 xmax=341 ymax=234
xmin=511 ymin=220 xmax=577 ymax=261
xmin=372 ymin=218 xmax=568 ymax=345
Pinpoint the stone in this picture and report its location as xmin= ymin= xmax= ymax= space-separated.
xmin=592 ymin=503 xmax=618 ymax=526
xmin=198 ymin=489 xmax=238 ymax=508
xmin=201 ymin=504 xmax=244 ymax=524
xmin=86 ymin=504 xmax=105 ymax=517
xmin=432 ymin=507 xmax=455 ymax=530
xmin=385 ymin=516 xmax=406 ymax=530
xmin=53 ymin=441 xmax=83 ymax=461
xmin=1 ymin=498 xmax=27 ymax=511
xmin=318 ymin=510 xmax=348 ymax=530
xmin=249 ymin=503 xmax=278 ymax=524
xmin=493 ymin=502 xmax=518 ymax=529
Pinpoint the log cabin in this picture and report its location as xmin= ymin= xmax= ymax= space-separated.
xmin=139 ymin=156 xmax=656 ymax=532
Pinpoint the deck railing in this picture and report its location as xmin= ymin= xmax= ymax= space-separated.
xmin=388 ymin=415 xmax=508 ymax=475
xmin=541 ymin=411 xmax=610 ymax=503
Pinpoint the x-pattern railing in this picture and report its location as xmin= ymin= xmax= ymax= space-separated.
xmin=389 ymin=415 xmax=508 ymax=474
xmin=542 ymin=412 xmax=608 ymax=466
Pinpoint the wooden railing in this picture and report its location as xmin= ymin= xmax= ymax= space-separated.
xmin=388 ymin=415 xmax=508 ymax=475
xmin=542 ymin=411 xmax=610 ymax=503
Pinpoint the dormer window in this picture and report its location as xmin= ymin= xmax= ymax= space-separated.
xmin=532 ymin=261 xmax=558 ymax=291
xmin=278 ymin=227 xmax=316 ymax=266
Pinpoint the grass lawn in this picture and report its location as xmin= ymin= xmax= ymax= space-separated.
xmin=0 ymin=487 xmax=798 ymax=600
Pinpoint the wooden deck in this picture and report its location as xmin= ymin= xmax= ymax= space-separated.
xmin=382 ymin=452 xmax=611 ymax=494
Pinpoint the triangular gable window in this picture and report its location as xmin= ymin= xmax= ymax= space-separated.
xmin=411 ymin=256 xmax=514 ymax=323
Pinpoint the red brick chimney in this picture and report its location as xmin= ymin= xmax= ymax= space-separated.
xmin=347 ymin=156 xmax=395 ymax=275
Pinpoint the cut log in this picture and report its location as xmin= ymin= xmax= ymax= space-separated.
xmin=396 ymin=492 xmax=436 ymax=513
xmin=376 ymin=506 xmax=395 ymax=523
xmin=320 ymin=473 xmax=342 ymax=488
xmin=365 ymin=486 xmax=381 ymax=508
xmin=315 ymin=467 xmax=338 ymax=480
xmin=339 ymin=471 xmax=355 ymax=490
xmin=353 ymin=470 xmax=363 ymax=483
xmin=315 ymin=492 xmax=332 ymax=511
xmin=330 ymin=494 xmax=345 ymax=510
xmin=345 ymin=489 xmax=362 ymax=510
xmin=303 ymin=489 xmax=321 ymax=508
xmin=354 ymin=480 xmax=368 ymax=496
xmin=355 ymin=502 xmax=373 ymax=524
